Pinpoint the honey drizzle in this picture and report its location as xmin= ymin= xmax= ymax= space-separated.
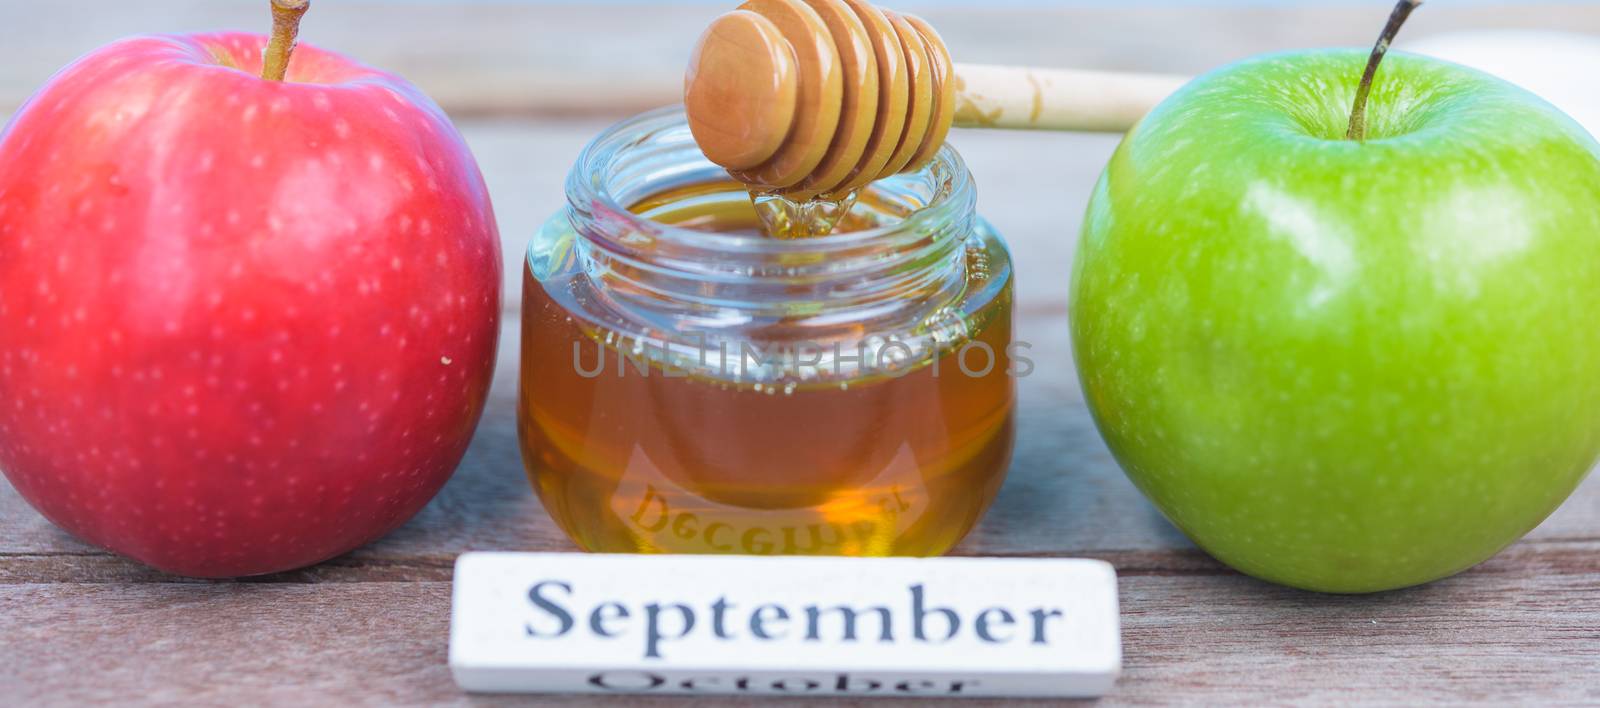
xmin=750 ymin=190 xmax=860 ymax=239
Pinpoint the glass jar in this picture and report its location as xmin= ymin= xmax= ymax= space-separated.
xmin=519 ymin=107 xmax=1016 ymax=556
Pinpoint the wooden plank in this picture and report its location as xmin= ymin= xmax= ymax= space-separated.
xmin=4 ymin=559 xmax=1598 ymax=706
xmin=0 ymin=3 xmax=1596 ymax=117
xmin=1114 ymin=570 xmax=1600 ymax=706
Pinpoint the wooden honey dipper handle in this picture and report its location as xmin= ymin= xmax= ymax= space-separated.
xmin=948 ymin=64 xmax=1187 ymax=133
xmin=684 ymin=0 xmax=1186 ymax=200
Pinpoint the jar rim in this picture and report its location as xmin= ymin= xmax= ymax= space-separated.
xmin=566 ymin=105 xmax=977 ymax=255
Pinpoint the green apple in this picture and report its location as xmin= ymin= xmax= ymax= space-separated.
xmin=1070 ymin=48 xmax=1600 ymax=593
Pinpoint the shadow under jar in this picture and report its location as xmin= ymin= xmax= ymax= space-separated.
xmin=519 ymin=108 xmax=1016 ymax=556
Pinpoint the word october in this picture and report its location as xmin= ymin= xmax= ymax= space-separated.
xmin=525 ymin=580 xmax=1066 ymax=660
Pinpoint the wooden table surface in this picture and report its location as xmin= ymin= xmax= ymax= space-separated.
xmin=4 ymin=3 xmax=1599 ymax=705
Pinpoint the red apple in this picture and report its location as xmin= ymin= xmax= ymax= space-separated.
xmin=0 ymin=14 xmax=501 ymax=577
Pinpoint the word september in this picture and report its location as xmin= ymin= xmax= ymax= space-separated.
xmin=525 ymin=581 xmax=1066 ymax=660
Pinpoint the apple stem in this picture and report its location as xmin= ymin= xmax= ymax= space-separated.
xmin=262 ymin=0 xmax=311 ymax=82
xmin=1346 ymin=0 xmax=1422 ymax=141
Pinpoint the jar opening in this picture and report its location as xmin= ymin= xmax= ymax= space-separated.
xmin=553 ymin=106 xmax=981 ymax=334
xmin=567 ymin=106 xmax=976 ymax=257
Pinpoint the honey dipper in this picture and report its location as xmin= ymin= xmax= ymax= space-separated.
xmin=684 ymin=0 xmax=1187 ymax=201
